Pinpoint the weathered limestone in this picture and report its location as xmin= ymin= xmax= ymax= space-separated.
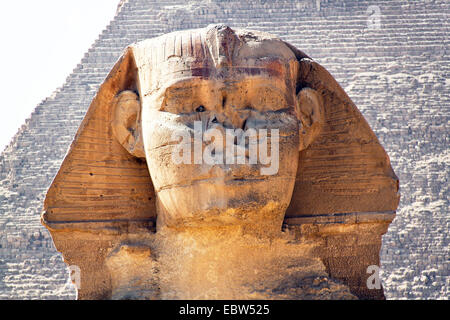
xmin=41 ymin=25 xmax=399 ymax=300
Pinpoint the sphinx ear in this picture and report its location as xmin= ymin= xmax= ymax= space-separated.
xmin=296 ymin=87 xmax=325 ymax=151
xmin=112 ymin=90 xmax=146 ymax=158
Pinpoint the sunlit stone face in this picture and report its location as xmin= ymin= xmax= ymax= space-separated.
xmin=137 ymin=29 xmax=301 ymax=230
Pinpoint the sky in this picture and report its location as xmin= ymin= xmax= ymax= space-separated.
xmin=0 ymin=0 xmax=118 ymax=151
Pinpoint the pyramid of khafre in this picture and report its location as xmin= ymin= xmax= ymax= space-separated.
xmin=0 ymin=0 xmax=448 ymax=300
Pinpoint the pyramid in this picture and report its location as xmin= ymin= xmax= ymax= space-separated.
xmin=0 ymin=0 xmax=448 ymax=299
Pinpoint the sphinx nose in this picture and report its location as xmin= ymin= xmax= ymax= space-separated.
xmin=208 ymin=112 xmax=247 ymax=131
xmin=209 ymin=98 xmax=248 ymax=130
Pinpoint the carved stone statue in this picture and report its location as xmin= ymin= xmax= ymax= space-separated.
xmin=41 ymin=25 xmax=399 ymax=300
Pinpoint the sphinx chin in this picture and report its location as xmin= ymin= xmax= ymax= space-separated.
xmin=155 ymin=175 xmax=296 ymax=231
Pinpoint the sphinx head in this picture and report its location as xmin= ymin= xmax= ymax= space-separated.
xmin=111 ymin=25 xmax=324 ymax=231
xmin=43 ymin=25 xmax=397 ymax=235
xmin=42 ymin=25 xmax=399 ymax=300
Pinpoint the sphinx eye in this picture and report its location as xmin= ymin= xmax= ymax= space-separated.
xmin=195 ymin=105 xmax=205 ymax=112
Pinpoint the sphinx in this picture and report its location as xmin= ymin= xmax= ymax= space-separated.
xmin=41 ymin=25 xmax=399 ymax=300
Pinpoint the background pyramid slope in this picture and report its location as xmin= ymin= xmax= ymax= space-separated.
xmin=0 ymin=0 xmax=448 ymax=299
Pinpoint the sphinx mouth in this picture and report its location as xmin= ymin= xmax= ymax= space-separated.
xmin=227 ymin=176 xmax=267 ymax=182
xmin=156 ymin=175 xmax=292 ymax=192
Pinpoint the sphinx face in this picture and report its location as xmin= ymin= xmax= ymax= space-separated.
xmin=141 ymin=57 xmax=300 ymax=230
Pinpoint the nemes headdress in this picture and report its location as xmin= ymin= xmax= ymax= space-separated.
xmin=43 ymin=25 xmax=398 ymax=230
